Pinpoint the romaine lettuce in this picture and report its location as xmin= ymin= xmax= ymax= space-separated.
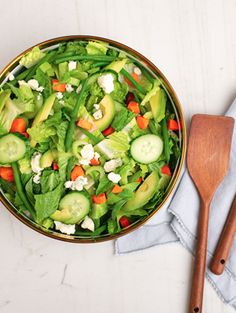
xmin=19 ymin=47 xmax=45 ymax=69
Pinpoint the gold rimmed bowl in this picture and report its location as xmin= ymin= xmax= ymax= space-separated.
xmin=0 ymin=36 xmax=186 ymax=243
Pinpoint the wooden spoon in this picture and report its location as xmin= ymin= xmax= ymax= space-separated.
xmin=210 ymin=194 xmax=236 ymax=275
xmin=187 ymin=114 xmax=234 ymax=313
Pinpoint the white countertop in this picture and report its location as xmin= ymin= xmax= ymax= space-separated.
xmin=0 ymin=0 xmax=235 ymax=312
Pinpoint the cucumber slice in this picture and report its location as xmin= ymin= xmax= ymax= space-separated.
xmin=51 ymin=191 xmax=91 ymax=224
xmin=0 ymin=134 xmax=26 ymax=164
xmin=130 ymin=134 xmax=163 ymax=164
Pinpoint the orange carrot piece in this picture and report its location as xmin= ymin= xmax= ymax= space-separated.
xmin=70 ymin=165 xmax=85 ymax=181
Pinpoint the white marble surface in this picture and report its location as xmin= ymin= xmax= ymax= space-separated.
xmin=0 ymin=0 xmax=235 ymax=312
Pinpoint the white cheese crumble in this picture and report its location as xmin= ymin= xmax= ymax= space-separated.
xmin=68 ymin=61 xmax=77 ymax=71
xmin=8 ymin=73 xmax=15 ymax=81
xmin=31 ymin=152 xmax=43 ymax=184
xmin=59 ymin=99 xmax=65 ymax=106
xmin=76 ymin=85 xmax=82 ymax=94
xmin=54 ymin=221 xmax=76 ymax=235
xmin=66 ymin=84 xmax=74 ymax=93
xmin=81 ymin=216 xmax=95 ymax=232
xmin=104 ymin=158 xmax=122 ymax=173
xmin=37 ymin=86 xmax=44 ymax=92
xmin=56 ymin=92 xmax=63 ymax=100
xmin=80 ymin=144 xmax=94 ymax=161
xmin=33 ymin=172 xmax=41 ymax=184
xmin=93 ymin=109 xmax=103 ymax=120
xmin=64 ymin=176 xmax=88 ymax=191
xmin=93 ymin=103 xmax=100 ymax=110
xmin=97 ymin=73 xmax=114 ymax=94
xmin=94 ymin=152 xmax=100 ymax=161
xmin=108 ymin=172 xmax=121 ymax=184
xmin=31 ymin=152 xmax=43 ymax=174
xmin=27 ymin=79 xmax=39 ymax=90
xmin=37 ymin=94 xmax=41 ymax=101
xmin=79 ymin=159 xmax=91 ymax=166
xmin=134 ymin=66 xmax=142 ymax=75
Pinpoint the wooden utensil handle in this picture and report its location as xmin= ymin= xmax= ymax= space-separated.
xmin=210 ymin=195 xmax=236 ymax=275
xmin=189 ymin=200 xmax=210 ymax=313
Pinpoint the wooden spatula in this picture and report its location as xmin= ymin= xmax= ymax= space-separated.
xmin=187 ymin=114 xmax=234 ymax=313
xmin=210 ymin=194 xmax=236 ymax=275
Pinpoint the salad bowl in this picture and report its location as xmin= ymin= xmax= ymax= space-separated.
xmin=0 ymin=36 xmax=186 ymax=243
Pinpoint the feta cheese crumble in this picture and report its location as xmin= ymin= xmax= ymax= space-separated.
xmin=81 ymin=216 xmax=95 ymax=232
xmin=56 ymin=92 xmax=63 ymax=100
xmin=27 ymin=79 xmax=39 ymax=90
xmin=94 ymin=152 xmax=100 ymax=161
xmin=107 ymin=172 xmax=121 ymax=184
xmin=80 ymin=144 xmax=94 ymax=161
xmin=33 ymin=172 xmax=42 ymax=184
xmin=68 ymin=61 xmax=77 ymax=71
xmin=64 ymin=176 xmax=88 ymax=191
xmin=66 ymin=84 xmax=74 ymax=93
xmin=31 ymin=152 xmax=43 ymax=174
xmin=54 ymin=221 xmax=76 ymax=235
xmin=97 ymin=73 xmax=114 ymax=94
xmin=104 ymin=158 xmax=122 ymax=172
xmin=31 ymin=152 xmax=43 ymax=184
xmin=37 ymin=86 xmax=44 ymax=92
xmin=93 ymin=109 xmax=103 ymax=120
xmin=134 ymin=66 xmax=142 ymax=75
xmin=93 ymin=103 xmax=100 ymax=110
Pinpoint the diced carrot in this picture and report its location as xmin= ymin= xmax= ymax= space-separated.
xmin=167 ymin=119 xmax=181 ymax=131
xmin=92 ymin=193 xmax=107 ymax=204
xmin=125 ymin=92 xmax=135 ymax=104
xmin=161 ymin=164 xmax=171 ymax=176
xmin=70 ymin=165 xmax=85 ymax=181
xmin=136 ymin=116 xmax=149 ymax=129
xmin=10 ymin=118 xmax=27 ymax=133
xmin=52 ymin=79 xmax=66 ymax=92
xmin=0 ymin=167 xmax=14 ymax=182
xmin=102 ymin=126 xmax=115 ymax=136
xmin=77 ymin=119 xmax=93 ymax=131
xmin=136 ymin=177 xmax=142 ymax=183
xmin=52 ymin=162 xmax=59 ymax=171
xmin=128 ymin=101 xmax=140 ymax=114
xmin=111 ymin=185 xmax=123 ymax=193
xmin=119 ymin=216 xmax=130 ymax=228
xmin=124 ymin=73 xmax=140 ymax=87
xmin=90 ymin=158 xmax=100 ymax=166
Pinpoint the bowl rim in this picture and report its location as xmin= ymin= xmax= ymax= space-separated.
xmin=0 ymin=35 xmax=186 ymax=243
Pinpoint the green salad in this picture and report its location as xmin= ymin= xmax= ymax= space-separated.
xmin=0 ymin=40 xmax=181 ymax=237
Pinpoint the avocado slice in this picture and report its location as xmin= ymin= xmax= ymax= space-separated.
xmin=123 ymin=171 xmax=159 ymax=211
xmin=149 ymin=88 xmax=167 ymax=122
xmin=32 ymin=94 xmax=56 ymax=126
xmin=93 ymin=95 xmax=115 ymax=131
xmin=106 ymin=59 xmax=127 ymax=73
xmin=30 ymin=94 xmax=56 ymax=147
xmin=40 ymin=149 xmax=57 ymax=168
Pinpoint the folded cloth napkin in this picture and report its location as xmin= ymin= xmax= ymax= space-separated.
xmin=116 ymin=100 xmax=236 ymax=310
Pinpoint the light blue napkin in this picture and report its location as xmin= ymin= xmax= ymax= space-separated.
xmin=116 ymin=100 xmax=236 ymax=310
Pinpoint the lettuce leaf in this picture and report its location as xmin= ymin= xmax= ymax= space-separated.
xmin=141 ymin=80 xmax=160 ymax=106
xmin=111 ymin=107 xmax=135 ymax=131
xmin=35 ymin=183 xmax=63 ymax=222
xmin=40 ymin=170 xmax=60 ymax=194
xmin=0 ymin=90 xmax=22 ymax=135
xmin=86 ymin=41 xmax=108 ymax=55
xmin=111 ymin=81 xmax=128 ymax=102
xmin=19 ymin=47 xmax=45 ymax=69
xmin=27 ymin=123 xmax=56 ymax=143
